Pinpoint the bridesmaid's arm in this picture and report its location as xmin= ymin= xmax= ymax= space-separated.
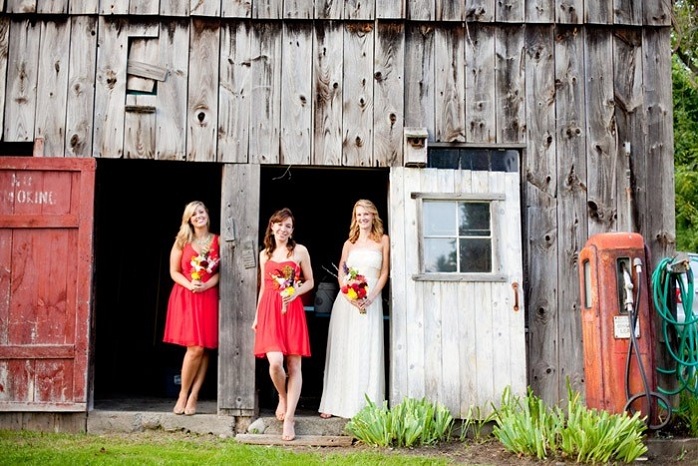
xmin=252 ymin=251 xmax=268 ymax=331
xmin=366 ymin=234 xmax=390 ymax=306
xmin=295 ymin=244 xmax=314 ymax=297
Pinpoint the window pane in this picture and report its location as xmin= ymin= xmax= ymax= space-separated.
xmin=428 ymin=148 xmax=460 ymax=169
xmin=425 ymin=238 xmax=457 ymax=272
xmin=459 ymin=202 xmax=490 ymax=236
xmin=424 ymin=201 xmax=456 ymax=235
xmin=491 ymin=149 xmax=519 ymax=172
xmin=459 ymin=239 xmax=492 ymax=272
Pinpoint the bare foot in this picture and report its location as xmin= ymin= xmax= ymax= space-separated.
xmin=319 ymin=412 xmax=332 ymax=419
xmin=184 ymin=395 xmax=197 ymax=416
xmin=282 ymin=418 xmax=295 ymax=441
xmin=173 ymin=393 xmax=187 ymax=415
xmin=275 ymin=397 xmax=287 ymax=421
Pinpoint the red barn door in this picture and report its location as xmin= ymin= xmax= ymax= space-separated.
xmin=0 ymin=157 xmax=96 ymax=412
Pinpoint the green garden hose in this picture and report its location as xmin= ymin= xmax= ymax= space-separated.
xmin=652 ymin=257 xmax=697 ymax=396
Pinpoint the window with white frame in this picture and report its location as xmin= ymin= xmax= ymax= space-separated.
xmin=423 ymin=200 xmax=492 ymax=273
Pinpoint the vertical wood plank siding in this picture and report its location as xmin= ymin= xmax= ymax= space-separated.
xmin=0 ymin=2 xmax=675 ymax=408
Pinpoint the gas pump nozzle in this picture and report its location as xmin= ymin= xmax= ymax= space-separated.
xmin=622 ymin=263 xmax=635 ymax=312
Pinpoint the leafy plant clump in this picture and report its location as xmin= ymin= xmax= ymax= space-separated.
xmin=345 ymin=395 xmax=454 ymax=448
xmin=491 ymin=385 xmax=648 ymax=464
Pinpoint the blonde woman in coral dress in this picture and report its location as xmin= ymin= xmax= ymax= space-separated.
xmin=163 ymin=201 xmax=220 ymax=417
xmin=319 ymin=199 xmax=390 ymax=419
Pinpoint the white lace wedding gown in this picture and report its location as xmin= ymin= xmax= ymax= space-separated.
xmin=318 ymin=248 xmax=385 ymax=418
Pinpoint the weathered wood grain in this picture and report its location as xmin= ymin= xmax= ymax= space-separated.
xmin=373 ymin=22 xmax=404 ymax=166
xmin=315 ymin=0 xmax=342 ymax=19
xmin=65 ymin=16 xmax=96 ymax=158
xmin=124 ymin=94 xmax=156 ymax=159
xmin=495 ymin=25 xmax=525 ymax=143
xmin=409 ymin=0 xmax=433 ymax=21
xmin=280 ymin=22 xmax=312 ymax=165
xmin=404 ymin=24 xmax=435 ymax=140
xmin=222 ymin=0 xmax=251 ymax=18
xmin=554 ymin=24 xmax=587 ymax=399
xmin=342 ymin=22 xmax=374 ymax=166
xmin=35 ymin=19 xmax=70 ymax=157
xmin=495 ymin=0 xmax=523 ymax=22
xmin=100 ymin=0 xmax=128 ymax=15
xmin=466 ymin=0 xmax=493 ymax=22
xmin=219 ymin=22 xmax=253 ymax=163
xmin=465 ymin=24 xmax=495 ymax=143
xmin=5 ymin=19 xmax=40 ymax=142
xmin=585 ymin=0 xmax=612 ymax=24
xmin=69 ymin=0 xmax=98 ymax=14
xmin=614 ymin=0 xmax=642 ymax=26
xmin=160 ymin=0 xmax=189 ymax=16
xmin=6 ymin=0 xmax=35 ymax=13
xmin=376 ymin=0 xmax=403 ymax=19
xmin=524 ymin=25 xmax=559 ymax=406
xmin=155 ymin=20 xmax=189 ymax=160
xmin=0 ymin=18 xmax=9 ymax=142
xmin=93 ymin=18 xmax=128 ymax=158
xmin=526 ymin=0 xmax=554 ymax=23
xmin=254 ymin=0 xmax=282 ymax=19
xmin=249 ymin=23 xmax=282 ymax=164
xmin=186 ymin=19 xmax=220 ymax=162
xmin=37 ymin=0 xmax=67 ymax=14
xmin=344 ymin=0 xmax=373 ymax=20
xmin=312 ymin=22 xmax=343 ymax=166
xmin=584 ymin=30 xmax=616 ymax=236
xmin=130 ymin=0 xmax=158 ymax=15
xmin=190 ymin=0 xmax=219 ymax=17
xmin=437 ymin=0 xmax=463 ymax=21
xmin=219 ymin=164 xmax=260 ymax=415
xmin=435 ymin=25 xmax=465 ymax=143
xmin=284 ymin=0 xmax=314 ymax=19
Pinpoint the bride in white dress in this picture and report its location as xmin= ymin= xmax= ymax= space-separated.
xmin=318 ymin=199 xmax=390 ymax=419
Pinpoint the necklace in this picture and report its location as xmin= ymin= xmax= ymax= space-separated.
xmin=194 ymin=234 xmax=211 ymax=252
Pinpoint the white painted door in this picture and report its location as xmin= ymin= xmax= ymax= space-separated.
xmin=389 ymin=166 xmax=525 ymax=418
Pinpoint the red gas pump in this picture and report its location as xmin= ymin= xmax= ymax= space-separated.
xmin=579 ymin=232 xmax=669 ymax=429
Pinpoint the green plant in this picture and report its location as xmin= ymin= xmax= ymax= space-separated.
xmin=457 ymin=405 xmax=496 ymax=443
xmin=345 ymin=395 xmax=454 ymax=448
xmin=676 ymin=387 xmax=698 ymax=437
xmin=490 ymin=384 xmax=648 ymax=463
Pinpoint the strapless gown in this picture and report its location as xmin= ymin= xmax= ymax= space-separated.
xmin=318 ymin=248 xmax=385 ymax=418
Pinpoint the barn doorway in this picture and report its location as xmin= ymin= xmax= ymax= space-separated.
xmin=93 ymin=159 xmax=222 ymax=404
xmin=257 ymin=166 xmax=390 ymax=412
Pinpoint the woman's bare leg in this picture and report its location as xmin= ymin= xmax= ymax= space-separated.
xmin=282 ymin=355 xmax=302 ymax=441
xmin=266 ymin=352 xmax=287 ymax=420
xmin=185 ymin=351 xmax=209 ymax=415
xmin=174 ymin=346 xmax=204 ymax=414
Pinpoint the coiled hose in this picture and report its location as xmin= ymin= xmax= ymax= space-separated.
xmin=652 ymin=257 xmax=698 ymax=399
xmin=622 ymin=260 xmax=671 ymax=430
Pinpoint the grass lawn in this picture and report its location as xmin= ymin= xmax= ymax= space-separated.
xmin=0 ymin=429 xmax=456 ymax=466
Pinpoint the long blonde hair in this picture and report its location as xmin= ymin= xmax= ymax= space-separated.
xmin=175 ymin=201 xmax=210 ymax=249
xmin=348 ymin=199 xmax=384 ymax=243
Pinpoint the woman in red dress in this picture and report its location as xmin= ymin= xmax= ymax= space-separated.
xmin=163 ymin=200 xmax=220 ymax=416
xmin=253 ymin=207 xmax=314 ymax=441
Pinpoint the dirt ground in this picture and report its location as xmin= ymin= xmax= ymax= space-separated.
xmin=104 ymin=431 xmax=698 ymax=465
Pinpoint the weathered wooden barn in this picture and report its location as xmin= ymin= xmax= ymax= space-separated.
xmin=0 ymin=0 xmax=676 ymax=432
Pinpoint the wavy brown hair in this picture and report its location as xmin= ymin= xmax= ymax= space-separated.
xmin=263 ymin=207 xmax=297 ymax=259
xmin=348 ymin=199 xmax=384 ymax=243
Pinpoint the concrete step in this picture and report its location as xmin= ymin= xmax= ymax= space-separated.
xmin=87 ymin=398 xmax=352 ymax=443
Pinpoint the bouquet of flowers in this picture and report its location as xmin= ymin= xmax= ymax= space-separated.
xmin=270 ymin=264 xmax=301 ymax=314
xmin=190 ymin=251 xmax=219 ymax=281
xmin=341 ymin=263 xmax=369 ymax=314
